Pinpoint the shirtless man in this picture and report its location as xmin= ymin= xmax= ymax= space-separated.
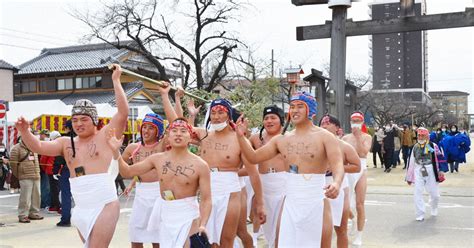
xmin=108 ymin=118 xmax=211 ymax=248
xmin=189 ymin=98 xmax=266 ymax=247
xmin=121 ymin=113 xmax=165 ymax=248
xmin=15 ymin=64 xmax=128 ymax=247
xmin=235 ymin=92 xmax=344 ymax=247
xmin=342 ymin=111 xmax=372 ymax=246
xmin=320 ymin=114 xmax=361 ymax=248
xmin=248 ymin=105 xmax=287 ymax=248
xmin=121 ymin=84 xmax=181 ymax=248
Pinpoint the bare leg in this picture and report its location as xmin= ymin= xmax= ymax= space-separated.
xmin=355 ymin=172 xmax=367 ymax=231
xmin=251 ymin=195 xmax=261 ymax=246
xmin=334 ymin=188 xmax=350 ymax=248
xmin=237 ymin=188 xmax=253 ymax=248
xmin=88 ymin=200 xmax=120 ymax=248
xmin=216 ymin=192 xmax=241 ymax=248
xmin=321 ymin=199 xmax=333 ymax=248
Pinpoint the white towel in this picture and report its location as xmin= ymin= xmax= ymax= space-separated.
xmin=159 ymin=196 xmax=200 ymax=248
xmin=278 ymin=173 xmax=325 ymax=248
xmin=261 ymin=172 xmax=287 ymax=248
xmin=206 ymin=171 xmax=241 ymax=245
xmin=325 ymin=176 xmax=345 ymax=227
xmin=70 ymin=172 xmax=118 ymax=248
xmin=129 ymin=182 xmax=161 ymax=243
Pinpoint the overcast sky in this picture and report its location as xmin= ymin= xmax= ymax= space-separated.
xmin=0 ymin=0 xmax=472 ymax=113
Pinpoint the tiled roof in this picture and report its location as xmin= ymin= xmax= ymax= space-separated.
xmin=0 ymin=59 xmax=18 ymax=71
xmin=17 ymin=42 xmax=132 ymax=75
xmin=15 ymin=81 xmax=147 ymax=105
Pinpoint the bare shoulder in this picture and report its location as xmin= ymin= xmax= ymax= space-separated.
xmin=124 ymin=143 xmax=139 ymax=152
xmin=342 ymin=133 xmax=352 ymax=141
xmin=189 ymin=153 xmax=210 ymax=172
xmin=193 ymin=127 xmax=207 ymax=139
xmin=363 ymin=133 xmax=372 ymax=141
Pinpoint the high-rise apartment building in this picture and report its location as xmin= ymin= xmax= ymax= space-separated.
xmin=369 ymin=0 xmax=428 ymax=102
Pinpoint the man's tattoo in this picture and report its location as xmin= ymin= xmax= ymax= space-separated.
xmin=214 ymin=143 xmax=229 ymax=151
xmin=287 ymin=142 xmax=314 ymax=156
xmin=162 ymin=161 xmax=195 ymax=177
xmin=87 ymin=143 xmax=97 ymax=158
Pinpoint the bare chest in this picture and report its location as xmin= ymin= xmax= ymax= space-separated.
xmin=159 ymin=161 xmax=199 ymax=195
xmin=278 ymin=136 xmax=325 ymax=168
xmin=64 ymin=138 xmax=112 ymax=176
xmin=200 ymin=135 xmax=241 ymax=168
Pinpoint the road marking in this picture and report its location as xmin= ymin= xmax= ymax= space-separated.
xmin=439 ymin=226 xmax=474 ymax=231
xmin=0 ymin=194 xmax=19 ymax=199
xmin=365 ymin=200 xmax=396 ymax=206
xmin=430 ymin=203 xmax=474 ymax=209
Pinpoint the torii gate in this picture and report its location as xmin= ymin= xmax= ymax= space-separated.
xmin=292 ymin=0 xmax=474 ymax=129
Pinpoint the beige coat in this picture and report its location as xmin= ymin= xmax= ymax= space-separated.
xmin=10 ymin=142 xmax=40 ymax=180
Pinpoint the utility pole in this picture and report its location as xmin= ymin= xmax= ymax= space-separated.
xmin=271 ymin=49 xmax=275 ymax=78
xmin=180 ymin=54 xmax=184 ymax=87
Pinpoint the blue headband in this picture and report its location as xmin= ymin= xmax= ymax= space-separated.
xmin=142 ymin=113 xmax=164 ymax=139
xmin=290 ymin=92 xmax=318 ymax=120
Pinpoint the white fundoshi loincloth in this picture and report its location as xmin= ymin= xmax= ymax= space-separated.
xmin=325 ymin=175 xmax=345 ymax=227
xmin=155 ymin=196 xmax=200 ymax=248
xmin=206 ymin=171 xmax=241 ymax=245
xmin=69 ymin=159 xmax=119 ymax=248
xmin=261 ymin=172 xmax=287 ymax=248
xmin=278 ymin=173 xmax=326 ymax=248
xmin=348 ymin=158 xmax=366 ymax=210
xmin=129 ymin=182 xmax=161 ymax=244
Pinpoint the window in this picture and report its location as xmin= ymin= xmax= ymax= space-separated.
xmin=39 ymin=81 xmax=48 ymax=92
xmin=385 ymin=37 xmax=390 ymax=42
xmin=384 ymin=13 xmax=390 ymax=18
xmin=57 ymin=78 xmax=73 ymax=90
xmin=21 ymin=81 xmax=36 ymax=93
xmin=76 ymin=76 xmax=102 ymax=89
xmin=385 ymin=63 xmax=390 ymax=68
xmin=385 ymin=46 xmax=390 ymax=51
xmin=385 ymin=55 xmax=390 ymax=60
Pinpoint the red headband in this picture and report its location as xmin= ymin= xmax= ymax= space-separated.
xmin=417 ymin=127 xmax=429 ymax=136
xmin=168 ymin=119 xmax=193 ymax=134
xmin=320 ymin=116 xmax=331 ymax=126
xmin=351 ymin=112 xmax=364 ymax=121
xmin=211 ymin=105 xmax=229 ymax=113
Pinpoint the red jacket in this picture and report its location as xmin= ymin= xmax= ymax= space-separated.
xmin=39 ymin=155 xmax=55 ymax=175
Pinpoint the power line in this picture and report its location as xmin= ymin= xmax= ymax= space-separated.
xmin=0 ymin=33 xmax=71 ymax=47
xmin=0 ymin=42 xmax=41 ymax=51
xmin=0 ymin=27 xmax=77 ymax=43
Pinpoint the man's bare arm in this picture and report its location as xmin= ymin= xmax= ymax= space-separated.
xmin=325 ymin=133 xmax=344 ymax=199
xmin=158 ymin=83 xmax=178 ymax=122
xmin=342 ymin=141 xmax=361 ymax=173
xmin=113 ymin=151 xmax=156 ymax=178
xmin=107 ymin=64 xmax=129 ymax=138
xmin=198 ymin=161 xmax=212 ymax=229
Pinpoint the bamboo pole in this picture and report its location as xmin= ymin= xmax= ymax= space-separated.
xmin=108 ymin=64 xmax=210 ymax=103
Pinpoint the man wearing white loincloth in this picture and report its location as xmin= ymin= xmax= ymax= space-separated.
xmin=109 ymin=118 xmax=212 ymax=248
xmin=120 ymin=83 xmax=182 ymax=248
xmin=320 ymin=114 xmax=361 ymax=248
xmin=121 ymin=113 xmax=165 ymax=248
xmin=236 ymin=92 xmax=344 ymax=248
xmin=187 ymin=98 xmax=266 ymax=248
xmin=342 ymin=111 xmax=372 ymax=246
xmin=248 ymin=105 xmax=287 ymax=248
xmin=15 ymin=64 xmax=128 ymax=247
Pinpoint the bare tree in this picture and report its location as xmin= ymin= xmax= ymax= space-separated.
xmin=73 ymin=0 xmax=245 ymax=91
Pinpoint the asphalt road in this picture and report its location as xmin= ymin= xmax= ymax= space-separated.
xmin=1 ymin=181 xmax=472 ymax=248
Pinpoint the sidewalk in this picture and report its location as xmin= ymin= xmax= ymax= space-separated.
xmin=365 ymin=146 xmax=474 ymax=197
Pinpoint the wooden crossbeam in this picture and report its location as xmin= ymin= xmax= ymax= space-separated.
xmin=297 ymin=8 xmax=474 ymax=40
